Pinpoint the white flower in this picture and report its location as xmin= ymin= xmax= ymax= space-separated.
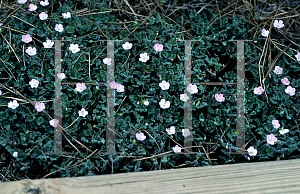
xmin=40 ymin=0 xmax=49 ymax=6
xmin=247 ymin=146 xmax=257 ymax=156
xmin=0 ymin=90 xmax=2 ymax=95
xmin=273 ymin=20 xmax=284 ymax=29
xmin=55 ymin=24 xmax=64 ymax=32
xmin=29 ymin=79 xmax=39 ymax=88
xmin=180 ymin=93 xmax=189 ymax=102
xmin=159 ymin=80 xmax=170 ymax=90
xmin=182 ymin=128 xmax=190 ymax=137
xmin=279 ymin=128 xmax=289 ymax=135
xmin=8 ymin=100 xmax=19 ymax=109
xmin=159 ymin=99 xmax=170 ymax=109
xmin=166 ymin=126 xmax=175 ymax=135
xmin=103 ymin=58 xmax=112 ymax=65
xmin=49 ymin=119 xmax=59 ymax=127
xmin=139 ymin=53 xmax=150 ymax=63
xmin=144 ymin=100 xmax=149 ymax=106
xmin=18 ymin=0 xmax=26 ymax=4
xmin=285 ymin=86 xmax=296 ymax=96
xmin=172 ymin=145 xmax=181 ymax=153
xmin=122 ymin=42 xmax=132 ymax=50
xmin=79 ymin=108 xmax=88 ymax=117
xmin=187 ymin=84 xmax=198 ymax=94
xmin=261 ymin=29 xmax=269 ymax=37
xmin=13 ymin=152 xmax=18 ymax=157
xmin=43 ymin=40 xmax=54 ymax=48
xmin=26 ymin=46 xmax=37 ymax=56
xmin=62 ymin=12 xmax=71 ymax=19
xmin=69 ymin=44 xmax=80 ymax=54
xmin=57 ymin=73 xmax=66 ymax=80
xmin=75 ymin=83 xmax=87 ymax=92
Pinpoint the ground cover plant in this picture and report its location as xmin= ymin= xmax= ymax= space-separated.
xmin=0 ymin=0 xmax=300 ymax=181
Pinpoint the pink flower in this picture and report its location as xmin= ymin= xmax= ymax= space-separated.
xmin=153 ymin=43 xmax=163 ymax=52
xmin=173 ymin=145 xmax=181 ymax=153
xmin=28 ymin=4 xmax=37 ymax=11
xmin=266 ymin=134 xmax=277 ymax=145
xmin=49 ymin=119 xmax=59 ymax=127
xmin=215 ymin=93 xmax=225 ymax=102
xmin=116 ymin=84 xmax=125 ymax=92
xmin=166 ymin=126 xmax=175 ymax=135
xmin=35 ymin=102 xmax=45 ymax=112
xmin=136 ymin=132 xmax=146 ymax=141
xmin=272 ymin=119 xmax=280 ymax=129
xmin=295 ymin=52 xmax=300 ymax=61
xmin=281 ymin=78 xmax=290 ymax=85
xmin=273 ymin=66 xmax=283 ymax=75
xmin=110 ymin=81 xmax=117 ymax=89
xmin=22 ymin=34 xmax=32 ymax=43
xmin=75 ymin=83 xmax=87 ymax=93
xmin=55 ymin=24 xmax=64 ymax=32
xmin=39 ymin=12 xmax=48 ymax=20
xmin=254 ymin=86 xmax=264 ymax=95
xmin=285 ymin=86 xmax=296 ymax=96
xmin=57 ymin=73 xmax=66 ymax=80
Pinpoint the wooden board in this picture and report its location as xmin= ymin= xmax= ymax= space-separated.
xmin=1 ymin=159 xmax=300 ymax=194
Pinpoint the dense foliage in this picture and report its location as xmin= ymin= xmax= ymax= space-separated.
xmin=0 ymin=0 xmax=299 ymax=180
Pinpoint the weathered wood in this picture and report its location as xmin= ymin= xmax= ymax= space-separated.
xmin=1 ymin=159 xmax=300 ymax=194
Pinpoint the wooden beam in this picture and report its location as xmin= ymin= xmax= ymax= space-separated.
xmin=1 ymin=159 xmax=300 ymax=193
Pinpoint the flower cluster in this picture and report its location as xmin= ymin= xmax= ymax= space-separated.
xmin=19 ymin=1 xmax=71 ymax=56
xmin=110 ymin=81 xmax=125 ymax=92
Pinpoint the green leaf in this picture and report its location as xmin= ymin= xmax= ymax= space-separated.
xmin=148 ymin=17 xmax=155 ymax=25
xmin=36 ymin=117 xmax=44 ymax=125
xmin=156 ymin=13 xmax=162 ymax=22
